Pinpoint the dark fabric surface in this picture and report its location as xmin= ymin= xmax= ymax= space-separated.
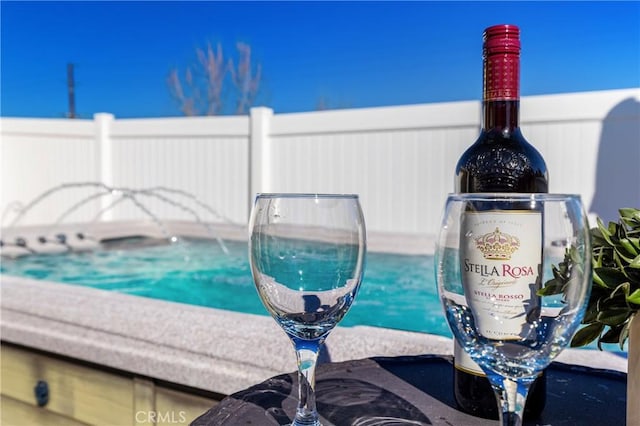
xmin=192 ymin=355 xmax=627 ymax=426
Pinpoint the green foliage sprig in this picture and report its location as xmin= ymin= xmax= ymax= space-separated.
xmin=539 ymin=208 xmax=640 ymax=350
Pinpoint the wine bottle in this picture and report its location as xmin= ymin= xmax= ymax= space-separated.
xmin=453 ymin=24 xmax=548 ymax=419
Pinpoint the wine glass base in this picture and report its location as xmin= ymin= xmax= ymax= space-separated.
xmin=291 ymin=418 xmax=322 ymax=426
xmin=291 ymin=410 xmax=322 ymax=426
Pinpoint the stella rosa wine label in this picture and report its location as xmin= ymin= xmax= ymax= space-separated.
xmin=456 ymin=210 xmax=542 ymax=375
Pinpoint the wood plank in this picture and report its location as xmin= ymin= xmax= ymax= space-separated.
xmin=1 ymin=345 xmax=134 ymax=425
xmin=628 ymin=317 xmax=639 ymax=426
xmin=1 ymin=395 xmax=88 ymax=426
xmin=154 ymin=385 xmax=218 ymax=426
xmin=134 ymin=377 xmax=156 ymax=426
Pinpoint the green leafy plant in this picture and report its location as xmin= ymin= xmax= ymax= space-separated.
xmin=539 ymin=208 xmax=640 ymax=350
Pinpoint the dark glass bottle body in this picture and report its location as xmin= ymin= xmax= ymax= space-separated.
xmin=454 ymin=99 xmax=548 ymax=419
xmin=456 ymin=101 xmax=548 ymax=194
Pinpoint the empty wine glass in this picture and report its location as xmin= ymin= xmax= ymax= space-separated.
xmin=436 ymin=193 xmax=592 ymax=426
xmin=249 ymin=193 xmax=366 ymax=426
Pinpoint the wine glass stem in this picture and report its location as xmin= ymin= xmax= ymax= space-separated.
xmin=488 ymin=375 xmax=533 ymax=426
xmin=292 ymin=338 xmax=323 ymax=426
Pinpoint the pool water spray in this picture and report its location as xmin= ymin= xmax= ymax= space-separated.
xmin=1 ymin=182 xmax=236 ymax=254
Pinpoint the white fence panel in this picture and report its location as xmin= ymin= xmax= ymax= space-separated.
xmin=266 ymin=101 xmax=481 ymax=235
xmin=0 ymin=118 xmax=98 ymax=226
xmin=1 ymin=88 xmax=638 ymax=237
xmin=521 ymin=89 xmax=640 ymax=224
xmin=109 ymin=116 xmax=250 ymax=225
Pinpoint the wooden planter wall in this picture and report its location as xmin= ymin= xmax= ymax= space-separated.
xmin=0 ymin=343 xmax=221 ymax=426
xmin=629 ymin=315 xmax=639 ymax=426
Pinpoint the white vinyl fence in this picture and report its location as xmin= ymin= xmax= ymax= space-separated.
xmin=1 ymin=88 xmax=638 ymax=237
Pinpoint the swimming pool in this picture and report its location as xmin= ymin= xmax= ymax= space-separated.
xmin=0 ymin=237 xmax=449 ymax=337
xmin=2 ymin=221 xmax=626 ymax=401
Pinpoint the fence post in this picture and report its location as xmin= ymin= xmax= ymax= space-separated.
xmin=94 ymin=113 xmax=115 ymax=220
xmin=249 ymin=107 xmax=274 ymax=217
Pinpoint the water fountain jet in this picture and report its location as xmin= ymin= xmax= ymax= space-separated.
xmin=1 ymin=182 xmax=237 ymax=256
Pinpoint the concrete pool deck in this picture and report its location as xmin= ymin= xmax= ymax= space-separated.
xmin=0 ymin=220 xmax=628 ymax=396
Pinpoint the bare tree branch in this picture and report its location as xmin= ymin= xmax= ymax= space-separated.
xmin=168 ymin=41 xmax=262 ymax=116
xmin=229 ymin=42 xmax=261 ymax=115
xmin=167 ymin=69 xmax=195 ymax=116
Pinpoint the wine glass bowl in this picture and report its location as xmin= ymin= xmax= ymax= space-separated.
xmin=436 ymin=193 xmax=591 ymax=425
xmin=249 ymin=193 xmax=366 ymax=426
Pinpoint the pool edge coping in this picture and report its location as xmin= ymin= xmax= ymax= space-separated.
xmin=0 ymin=276 xmax=450 ymax=395
xmin=0 ymin=276 xmax=628 ymax=396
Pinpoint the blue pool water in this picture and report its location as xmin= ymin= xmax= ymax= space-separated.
xmin=0 ymin=238 xmax=449 ymax=336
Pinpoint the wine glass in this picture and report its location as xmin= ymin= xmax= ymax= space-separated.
xmin=435 ymin=193 xmax=592 ymax=426
xmin=249 ymin=193 xmax=366 ymax=426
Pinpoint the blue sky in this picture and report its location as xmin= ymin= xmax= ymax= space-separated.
xmin=1 ymin=1 xmax=639 ymax=118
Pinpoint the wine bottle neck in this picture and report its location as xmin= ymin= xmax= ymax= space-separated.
xmin=482 ymin=25 xmax=520 ymax=132
xmin=483 ymin=100 xmax=520 ymax=131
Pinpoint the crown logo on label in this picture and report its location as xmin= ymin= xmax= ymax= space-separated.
xmin=475 ymin=227 xmax=520 ymax=260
